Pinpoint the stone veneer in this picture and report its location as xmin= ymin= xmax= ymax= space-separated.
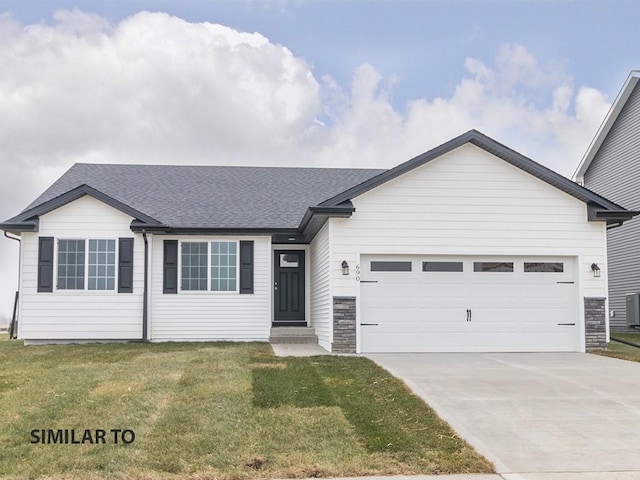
xmin=332 ymin=296 xmax=356 ymax=353
xmin=584 ymin=297 xmax=607 ymax=351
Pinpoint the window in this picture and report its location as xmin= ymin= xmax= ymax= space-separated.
xmin=57 ymin=240 xmax=86 ymax=290
xmin=524 ymin=262 xmax=564 ymax=273
xmin=179 ymin=241 xmax=238 ymax=292
xmin=57 ymin=239 xmax=117 ymax=290
xmin=473 ymin=262 xmax=514 ymax=272
xmin=279 ymin=253 xmax=299 ymax=268
xmin=212 ymin=241 xmax=237 ymax=292
xmin=370 ymin=261 xmax=412 ymax=272
xmin=88 ymin=239 xmax=116 ymax=290
xmin=181 ymin=242 xmax=208 ymax=291
xmin=423 ymin=261 xmax=463 ymax=272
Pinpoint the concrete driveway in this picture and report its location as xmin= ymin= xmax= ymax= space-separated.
xmin=366 ymin=353 xmax=640 ymax=479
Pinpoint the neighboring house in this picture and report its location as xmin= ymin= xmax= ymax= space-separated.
xmin=573 ymin=70 xmax=640 ymax=332
xmin=2 ymin=130 xmax=635 ymax=352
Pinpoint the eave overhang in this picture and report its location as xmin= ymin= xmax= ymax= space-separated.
xmin=0 ymin=218 xmax=39 ymax=234
xmin=129 ymin=222 xmax=298 ymax=236
xmin=298 ymin=201 xmax=356 ymax=242
xmin=587 ymin=204 xmax=640 ymax=224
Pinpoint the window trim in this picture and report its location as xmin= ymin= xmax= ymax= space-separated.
xmin=55 ymin=238 xmax=119 ymax=292
xmin=178 ymin=239 xmax=240 ymax=294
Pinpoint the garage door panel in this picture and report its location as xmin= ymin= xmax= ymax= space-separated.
xmin=363 ymin=310 xmax=468 ymax=328
xmin=360 ymin=256 xmax=578 ymax=353
xmin=362 ymin=289 xmax=467 ymax=309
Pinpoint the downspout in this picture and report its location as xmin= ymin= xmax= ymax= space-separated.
xmin=4 ymin=232 xmax=21 ymax=339
xmin=3 ymin=232 xmax=20 ymax=272
xmin=142 ymin=229 xmax=148 ymax=341
xmin=606 ymin=221 xmax=624 ymax=230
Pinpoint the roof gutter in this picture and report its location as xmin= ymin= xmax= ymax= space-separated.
xmin=298 ymin=202 xmax=356 ymax=230
xmin=298 ymin=202 xmax=356 ymax=242
xmin=587 ymin=205 xmax=640 ymax=224
xmin=0 ymin=220 xmax=39 ymax=233
xmin=130 ymin=221 xmax=298 ymax=236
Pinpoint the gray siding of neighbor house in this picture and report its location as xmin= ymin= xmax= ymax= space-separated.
xmin=584 ymin=83 xmax=640 ymax=330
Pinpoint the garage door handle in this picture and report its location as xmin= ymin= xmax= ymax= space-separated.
xmin=557 ymin=323 xmax=575 ymax=326
xmin=466 ymin=309 xmax=472 ymax=322
xmin=360 ymin=280 xmax=378 ymax=283
xmin=557 ymin=281 xmax=575 ymax=284
xmin=361 ymin=323 xmax=379 ymax=326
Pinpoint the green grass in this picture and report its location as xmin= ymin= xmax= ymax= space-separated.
xmin=0 ymin=341 xmax=492 ymax=479
xmin=597 ymin=332 xmax=640 ymax=362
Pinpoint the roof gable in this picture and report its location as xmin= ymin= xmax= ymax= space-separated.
xmin=2 ymin=185 xmax=164 ymax=232
xmin=573 ymin=70 xmax=640 ymax=182
xmin=321 ymin=130 xmax=627 ymax=215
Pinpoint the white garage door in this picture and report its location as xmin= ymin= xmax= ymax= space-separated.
xmin=360 ymin=256 xmax=579 ymax=353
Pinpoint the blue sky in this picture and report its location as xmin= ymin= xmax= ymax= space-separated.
xmin=0 ymin=0 xmax=639 ymax=317
xmin=2 ymin=0 xmax=638 ymax=108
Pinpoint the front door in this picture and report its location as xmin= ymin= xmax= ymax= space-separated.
xmin=274 ymin=250 xmax=306 ymax=326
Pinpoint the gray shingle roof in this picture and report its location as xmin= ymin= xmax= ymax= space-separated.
xmin=23 ymin=164 xmax=386 ymax=229
xmin=5 ymin=130 xmax=636 ymax=234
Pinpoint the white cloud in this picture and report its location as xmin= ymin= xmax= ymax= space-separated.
xmin=312 ymin=44 xmax=610 ymax=174
xmin=0 ymin=10 xmax=613 ymax=316
xmin=0 ymin=10 xmax=321 ymax=171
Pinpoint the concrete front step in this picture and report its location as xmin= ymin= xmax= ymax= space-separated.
xmin=269 ymin=326 xmax=318 ymax=344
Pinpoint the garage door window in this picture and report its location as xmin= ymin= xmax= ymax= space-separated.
xmin=422 ymin=261 xmax=463 ymax=272
xmin=371 ymin=261 xmax=412 ymax=272
xmin=524 ymin=262 xmax=564 ymax=273
xmin=473 ymin=262 xmax=514 ymax=272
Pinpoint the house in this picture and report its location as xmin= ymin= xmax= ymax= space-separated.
xmin=2 ymin=130 xmax=635 ymax=352
xmin=573 ymin=71 xmax=640 ymax=332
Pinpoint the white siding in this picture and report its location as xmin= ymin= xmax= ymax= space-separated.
xmin=328 ymin=144 xmax=608 ymax=351
xmin=19 ymin=196 xmax=144 ymax=341
xmin=150 ymin=235 xmax=271 ymax=341
xmin=309 ymin=222 xmax=331 ymax=350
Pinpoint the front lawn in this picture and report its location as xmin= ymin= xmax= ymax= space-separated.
xmin=597 ymin=332 xmax=640 ymax=362
xmin=0 ymin=341 xmax=492 ymax=479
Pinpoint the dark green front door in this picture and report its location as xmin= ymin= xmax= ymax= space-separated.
xmin=274 ymin=250 xmax=305 ymax=326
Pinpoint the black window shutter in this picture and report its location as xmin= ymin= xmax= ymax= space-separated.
xmin=37 ymin=237 xmax=54 ymax=293
xmin=163 ymin=240 xmax=178 ymax=294
xmin=239 ymin=240 xmax=254 ymax=294
xmin=118 ymin=238 xmax=134 ymax=293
